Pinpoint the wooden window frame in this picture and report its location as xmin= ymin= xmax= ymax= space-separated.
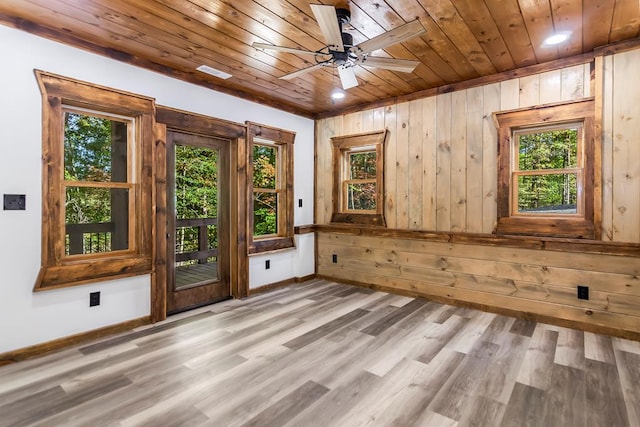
xmin=331 ymin=130 xmax=387 ymax=226
xmin=246 ymin=122 xmax=295 ymax=254
xmin=34 ymin=70 xmax=155 ymax=290
xmin=494 ymin=98 xmax=599 ymax=239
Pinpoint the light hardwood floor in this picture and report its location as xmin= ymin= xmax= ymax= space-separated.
xmin=1 ymin=279 xmax=639 ymax=426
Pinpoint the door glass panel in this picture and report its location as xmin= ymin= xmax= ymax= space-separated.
xmin=174 ymin=144 xmax=219 ymax=289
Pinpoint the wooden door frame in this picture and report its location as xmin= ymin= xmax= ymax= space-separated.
xmin=152 ymin=106 xmax=248 ymax=323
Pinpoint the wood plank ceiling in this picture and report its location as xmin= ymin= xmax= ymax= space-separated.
xmin=1 ymin=1 xmax=639 ymax=118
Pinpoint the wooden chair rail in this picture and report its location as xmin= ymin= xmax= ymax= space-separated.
xmin=313 ymin=224 xmax=640 ymax=257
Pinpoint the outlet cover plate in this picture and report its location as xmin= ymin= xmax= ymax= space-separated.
xmin=89 ymin=291 xmax=101 ymax=307
xmin=577 ymin=285 xmax=589 ymax=300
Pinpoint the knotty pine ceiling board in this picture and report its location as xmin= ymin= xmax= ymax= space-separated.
xmin=0 ymin=0 xmax=639 ymax=117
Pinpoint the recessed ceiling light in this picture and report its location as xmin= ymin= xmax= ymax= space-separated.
xmin=196 ymin=65 xmax=232 ymax=80
xmin=331 ymin=91 xmax=345 ymax=100
xmin=544 ymin=32 xmax=571 ymax=46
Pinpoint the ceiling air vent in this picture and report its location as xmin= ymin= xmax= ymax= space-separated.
xmin=196 ymin=65 xmax=232 ymax=80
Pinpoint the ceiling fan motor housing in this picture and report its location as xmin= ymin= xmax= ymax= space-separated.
xmin=333 ymin=50 xmax=349 ymax=65
xmin=332 ymin=33 xmax=355 ymax=65
xmin=336 ymin=8 xmax=351 ymax=26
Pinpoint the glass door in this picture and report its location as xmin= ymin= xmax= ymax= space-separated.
xmin=166 ymin=130 xmax=230 ymax=314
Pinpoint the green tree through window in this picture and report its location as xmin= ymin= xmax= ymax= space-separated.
xmin=346 ymin=150 xmax=377 ymax=211
xmin=516 ymin=128 xmax=579 ymax=214
xmin=63 ymin=111 xmax=130 ymax=254
xmin=175 ymin=145 xmax=219 ymax=266
xmin=252 ymin=144 xmax=278 ymax=236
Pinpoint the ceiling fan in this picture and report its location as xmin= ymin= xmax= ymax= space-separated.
xmin=252 ymin=4 xmax=426 ymax=90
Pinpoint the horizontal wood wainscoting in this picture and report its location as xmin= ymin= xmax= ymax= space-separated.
xmin=316 ymin=226 xmax=640 ymax=340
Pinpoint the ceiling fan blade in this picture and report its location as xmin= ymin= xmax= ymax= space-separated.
xmin=338 ymin=66 xmax=358 ymax=90
xmin=354 ymin=20 xmax=426 ymax=56
xmin=310 ymin=4 xmax=344 ymax=52
xmin=356 ymin=56 xmax=420 ymax=73
xmin=280 ymin=62 xmax=327 ymax=80
xmin=252 ymin=42 xmax=320 ymax=57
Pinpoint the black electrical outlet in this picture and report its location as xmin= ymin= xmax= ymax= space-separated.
xmin=332 ymin=254 xmax=338 ymax=263
xmin=89 ymin=291 xmax=101 ymax=307
xmin=265 ymin=259 xmax=271 ymax=270
xmin=298 ymin=198 xmax=303 ymax=208
xmin=577 ymin=285 xmax=589 ymax=300
xmin=3 ymin=194 xmax=26 ymax=210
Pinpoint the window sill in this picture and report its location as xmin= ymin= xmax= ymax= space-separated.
xmin=34 ymin=256 xmax=152 ymax=292
xmin=248 ymin=236 xmax=295 ymax=255
xmin=331 ymin=213 xmax=386 ymax=227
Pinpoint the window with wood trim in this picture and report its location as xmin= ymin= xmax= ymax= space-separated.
xmin=246 ymin=122 xmax=295 ymax=253
xmin=331 ymin=130 xmax=387 ymax=226
xmin=494 ymin=99 xmax=598 ymax=238
xmin=35 ymin=71 xmax=154 ymax=290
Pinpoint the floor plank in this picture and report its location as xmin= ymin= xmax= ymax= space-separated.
xmin=240 ymin=380 xmax=329 ymax=427
xmin=1 ymin=280 xmax=639 ymax=426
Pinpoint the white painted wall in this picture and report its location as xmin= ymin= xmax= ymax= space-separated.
xmin=249 ymin=234 xmax=316 ymax=289
xmin=0 ymin=25 xmax=315 ymax=353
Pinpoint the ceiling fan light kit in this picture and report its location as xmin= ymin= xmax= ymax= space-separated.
xmin=252 ymin=4 xmax=425 ymax=91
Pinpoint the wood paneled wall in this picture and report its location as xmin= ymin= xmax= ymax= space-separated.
xmin=601 ymin=49 xmax=640 ymax=243
xmin=316 ymin=63 xmax=593 ymax=235
xmin=317 ymin=232 xmax=640 ymax=338
xmin=315 ymin=50 xmax=640 ymax=336
xmin=318 ymin=54 xmax=640 ymax=242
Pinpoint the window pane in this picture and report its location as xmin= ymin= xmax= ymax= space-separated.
xmin=517 ymin=174 xmax=577 ymax=214
xmin=254 ymin=192 xmax=277 ymax=236
xmin=349 ymin=151 xmax=376 ymax=179
xmin=347 ymin=182 xmax=376 ymax=211
xmin=64 ymin=112 xmax=128 ymax=182
xmin=253 ymin=145 xmax=277 ymax=189
xmin=65 ymin=187 xmax=129 ymax=254
xmin=518 ymin=128 xmax=578 ymax=171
